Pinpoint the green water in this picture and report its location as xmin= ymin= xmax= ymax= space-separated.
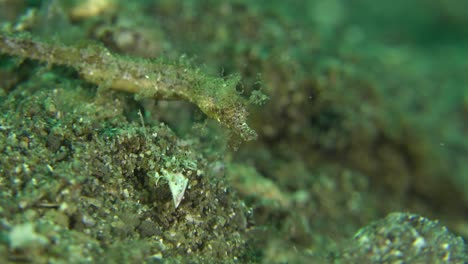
xmin=0 ymin=1 xmax=467 ymax=263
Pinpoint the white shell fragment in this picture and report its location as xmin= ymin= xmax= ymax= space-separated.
xmin=157 ymin=170 xmax=189 ymax=208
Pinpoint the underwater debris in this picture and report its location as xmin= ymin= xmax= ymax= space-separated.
xmin=0 ymin=32 xmax=257 ymax=142
xmin=154 ymin=169 xmax=189 ymax=209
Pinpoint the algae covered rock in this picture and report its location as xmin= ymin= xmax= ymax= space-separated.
xmin=334 ymin=212 xmax=468 ymax=263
